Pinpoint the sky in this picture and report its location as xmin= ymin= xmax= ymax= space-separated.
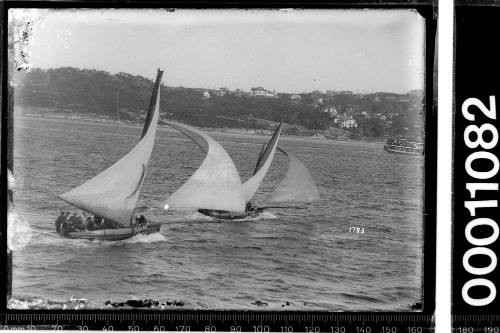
xmin=11 ymin=9 xmax=425 ymax=94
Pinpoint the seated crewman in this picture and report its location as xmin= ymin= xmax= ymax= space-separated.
xmin=60 ymin=218 xmax=72 ymax=236
xmin=54 ymin=211 xmax=66 ymax=233
xmin=68 ymin=212 xmax=80 ymax=231
xmin=245 ymin=202 xmax=254 ymax=212
xmin=85 ymin=216 xmax=94 ymax=231
xmin=93 ymin=215 xmax=103 ymax=229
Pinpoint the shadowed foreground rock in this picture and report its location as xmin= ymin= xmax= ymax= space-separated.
xmin=105 ymin=299 xmax=184 ymax=308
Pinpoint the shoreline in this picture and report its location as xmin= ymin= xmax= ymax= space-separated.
xmin=14 ymin=112 xmax=386 ymax=145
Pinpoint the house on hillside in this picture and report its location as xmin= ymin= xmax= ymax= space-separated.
xmin=215 ymin=87 xmax=230 ymax=96
xmin=324 ymin=106 xmax=338 ymax=117
xmin=334 ymin=114 xmax=357 ymax=129
xmin=233 ymin=89 xmax=247 ymax=97
xmin=341 ymin=118 xmax=357 ymax=129
xmin=251 ymin=87 xmax=276 ymax=97
xmin=290 ymin=94 xmax=302 ymax=101
xmin=202 ymin=91 xmax=210 ymax=99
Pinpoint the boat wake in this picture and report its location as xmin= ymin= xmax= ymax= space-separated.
xmin=30 ymin=229 xmax=166 ymax=248
xmin=174 ymin=211 xmax=214 ymax=221
xmin=7 ymin=210 xmax=33 ymax=251
xmin=118 ymin=232 xmax=167 ymax=244
xmin=31 ymin=232 xmax=98 ymax=248
xmin=256 ymin=211 xmax=278 ymax=220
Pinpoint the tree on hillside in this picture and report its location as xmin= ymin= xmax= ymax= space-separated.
xmin=14 ymin=67 xmax=422 ymax=134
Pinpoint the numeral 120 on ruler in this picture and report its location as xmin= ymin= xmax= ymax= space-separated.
xmin=0 ymin=313 xmax=433 ymax=332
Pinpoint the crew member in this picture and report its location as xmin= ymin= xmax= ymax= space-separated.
xmin=93 ymin=215 xmax=103 ymax=229
xmin=69 ymin=212 xmax=84 ymax=231
xmin=54 ymin=211 xmax=66 ymax=233
xmin=138 ymin=215 xmax=147 ymax=226
xmin=75 ymin=214 xmax=85 ymax=231
xmin=85 ymin=216 xmax=94 ymax=231
xmin=245 ymin=202 xmax=254 ymax=212
xmin=60 ymin=218 xmax=72 ymax=236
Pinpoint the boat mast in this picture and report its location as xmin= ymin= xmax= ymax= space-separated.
xmin=115 ymin=88 xmax=121 ymax=122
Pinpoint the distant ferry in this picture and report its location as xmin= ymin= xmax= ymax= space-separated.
xmin=384 ymin=137 xmax=424 ymax=156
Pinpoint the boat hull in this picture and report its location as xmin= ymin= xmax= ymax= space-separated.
xmin=383 ymin=145 xmax=424 ymax=156
xmin=198 ymin=208 xmax=263 ymax=220
xmin=63 ymin=222 xmax=161 ymax=241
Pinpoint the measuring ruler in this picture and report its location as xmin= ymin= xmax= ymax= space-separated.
xmin=453 ymin=315 xmax=500 ymax=333
xmin=0 ymin=313 xmax=433 ymax=331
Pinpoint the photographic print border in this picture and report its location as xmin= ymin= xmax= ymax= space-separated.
xmin=1 ymin=0 xmax=437 ymax=330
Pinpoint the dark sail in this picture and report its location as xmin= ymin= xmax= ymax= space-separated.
xmin=253 ymin=142 xmax=267 ymax=175
xmin=241 ymin=121 xmax=283 ymax=201
xmin=253 ymin=121 xmax=283 ymax=175
xmin=141 ymin=69 xmax=163 ymax=139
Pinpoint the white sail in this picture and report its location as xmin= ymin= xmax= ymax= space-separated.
xmin=268 ymin=148 xmax=320 ymax=203
xmin=162 ymin=121 xmax=246 ymax=212
xmin=241 ymin=122 xmax=282 ymax=202
xmin=59 ymin=70 xmax=163 ymax=226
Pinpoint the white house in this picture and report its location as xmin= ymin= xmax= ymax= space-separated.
xmin=335 ymin=114 xmax=357 ymax=129
xmin=341 ymin=118 xmax=357 ymax=129
xmin=203 ymin=91 xmax=210 ymax=99
xmin=251 ymin=87 xmax=275 ymax=97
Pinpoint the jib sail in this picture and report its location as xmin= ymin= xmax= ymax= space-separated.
xmin=268 ymin=148 xmax=320 ymax=203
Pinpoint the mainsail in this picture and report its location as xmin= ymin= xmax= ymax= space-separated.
xmin=59 ymin=69 xmax=163 ymax=226
xmin=268 ymin=148 xmax=320 ymax=203
xmin=161 ymin=121 xmax=246 ymax=213
xmin=241 ymin=121 xmax=283 ymax=202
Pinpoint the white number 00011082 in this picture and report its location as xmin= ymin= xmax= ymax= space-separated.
xmin=461 ymin=95 xmax=498 ymax=307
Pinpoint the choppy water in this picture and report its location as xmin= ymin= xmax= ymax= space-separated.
xmin=11 ymin=116 xmax=424 ymax=311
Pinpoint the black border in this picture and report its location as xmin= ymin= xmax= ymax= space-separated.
xmin=453 ymin=3 xmax=500 ymax=317
xmin=1 ymin=0 xmax=437 ymax=326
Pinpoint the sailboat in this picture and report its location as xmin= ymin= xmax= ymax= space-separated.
xmin=160 ymin=120 xmax=319 ymax=220
xmin=57 ymin=69 xmax=163 ymax=240
xmin=197 ymin=121 xmax=283 ymax=219
xmin=197 ymin=145 xmax=320 ymax=219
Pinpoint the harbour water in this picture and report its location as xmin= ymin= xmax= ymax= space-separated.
xmin=11 ymin=116 xmax=424 ymax=311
